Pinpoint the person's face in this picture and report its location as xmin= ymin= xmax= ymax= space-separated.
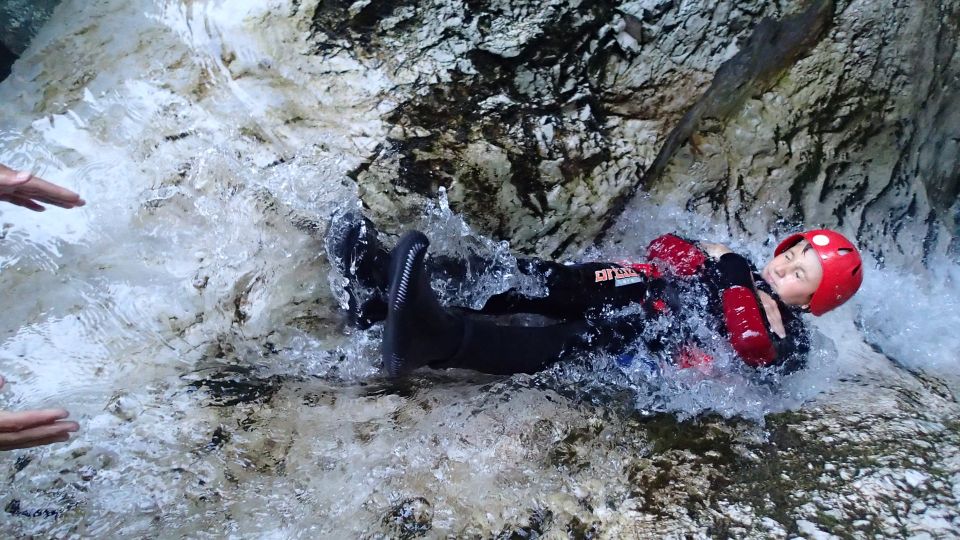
xmin=761 ymin=240 xmax=824 ymax=307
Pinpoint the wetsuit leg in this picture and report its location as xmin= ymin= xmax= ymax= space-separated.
xmin=433 ymin=310 xmax=655 ymax=375
xmin=327 ymin=211 xmax=649 ymax=327
xmin=476 ymin=259 xmax=650 ymax=318
xmin=432 ymin=318 xmax=591 ymax=375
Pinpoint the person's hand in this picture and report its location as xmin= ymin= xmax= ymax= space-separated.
xmin=0 ymin=376 xmax=79 ymax=451
xmin=757 ymin=291 xmax=786 ymax=338
xmin=699 ymin=242 xmax=732 ymax=259
xmin=0 ymin=163 xmax=85 ymax=211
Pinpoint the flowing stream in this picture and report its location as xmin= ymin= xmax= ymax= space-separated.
xmin=1 ymin=1 xmax=958 ymax=537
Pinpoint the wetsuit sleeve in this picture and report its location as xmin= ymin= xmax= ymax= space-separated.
xmin=645 ymin=234 xmax=708 ymax=276
xmin=713 ymin=253 xmax=778 ymax=367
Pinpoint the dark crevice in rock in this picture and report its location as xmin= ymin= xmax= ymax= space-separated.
xmin=733 ymin=173 xmax=762 ymax=233
xmin=382 ymin=497 xmax=433 ymax=539
xmin=13 ymin=455 xmax=31 ymax=474
xmin=686 ymin=171 xmax=730 ymax=219
xmin=565 ymin=516 xmax=600 ymax=540
xmin=0 ymin=40 xmax=15 ymax=82
xmin=921 ymin=209 xmax=940 ymax=267
xmin=856 ymin=155 xmax=906 ymax=267
xmin=4 ymin=498 xmax=71 ymax=519
xmin=203 ymin=425 xmax=231 ymax=452
xmin=833 ymin=169 xmax=869 ymax=228
xmin=496 ymin=507 xmax=554 ymax=539
xmin=184 ymin=365 xmax=290 ymax=407
xmin=549 ymin=233 xmax=580 ymax=261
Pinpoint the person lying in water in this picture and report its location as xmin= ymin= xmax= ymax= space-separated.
xmin=326 ymin=213 xmax=864 ymax=378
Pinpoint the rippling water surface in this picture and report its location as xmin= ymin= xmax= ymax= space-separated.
xmin=1 ymin=1 xmax=958 ymax=537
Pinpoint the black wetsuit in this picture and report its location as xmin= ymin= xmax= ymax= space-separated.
xmin=337 ymin=228 xmax=810 ymax=376
xmin=423 ymin=249 xmax=810 ymax=375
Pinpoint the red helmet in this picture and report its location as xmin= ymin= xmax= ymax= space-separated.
xmin=775 ymin=229 xmax=864 ymax=316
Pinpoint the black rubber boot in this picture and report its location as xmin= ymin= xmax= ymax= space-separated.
xmin=382 ymin=231 xmax=464 ymax=378
xmin=325 ymin=211 xmax=390 ymax=329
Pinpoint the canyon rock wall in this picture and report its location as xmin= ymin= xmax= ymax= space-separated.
xmin=309 ymin=0 xmax=959 ymax=265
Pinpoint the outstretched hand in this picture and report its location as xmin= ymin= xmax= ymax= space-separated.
xmin=0 ymin=376 xmax=79 ymax=451
xmin=0 ymin=163 xmax=85 ymax=211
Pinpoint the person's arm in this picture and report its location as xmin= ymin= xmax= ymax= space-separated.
xmin=756 ymin=291 xmax=786 ymax=338
xmin=751 ymin=273 xmax=813 ymax=371
xmin=713 ymin=253 xmax=779 ymax=367
xmin=0 ymin=376 xmax=79 ymax=451
xmin=0 ymin=164 xmax=85 ymax=211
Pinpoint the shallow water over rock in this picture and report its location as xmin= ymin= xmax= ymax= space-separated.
xmin=0 ymin=0 xmax=958 ymax=537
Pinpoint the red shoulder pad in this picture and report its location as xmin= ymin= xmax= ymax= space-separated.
xmin=646 ymin=234 xmax=707 ymax=276
xmin=721 ymin=286 xmax=777 ymax=367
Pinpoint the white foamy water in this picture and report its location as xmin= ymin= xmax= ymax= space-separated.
xmin=1 ymin=1 xmax=958 ymax=537
xmin=856 ymin=254 xmax=960 ymax=382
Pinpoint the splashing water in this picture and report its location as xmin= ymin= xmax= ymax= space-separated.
xmin=856 ymin=253 xmax=960 ymax=386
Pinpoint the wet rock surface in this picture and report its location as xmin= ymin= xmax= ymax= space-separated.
xmin=0 ymin=0 xmax=958 ymax=537
xmin=3 ymin=363 xmax=958 ymax=537
xmin=637 ymin=0 xmax=960 ymax=270
xmin=332 ymin=0 xmax=796 ymax=256
xmin=309 ymin=0 xmax=960 ymax=264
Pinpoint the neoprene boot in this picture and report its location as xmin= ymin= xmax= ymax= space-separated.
xmin=325 ymin=210 xmax=390 ymax=329
xmin=382 ymin=231 xmax=464 ymax=378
